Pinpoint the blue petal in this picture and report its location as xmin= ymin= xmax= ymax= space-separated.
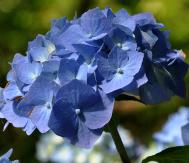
xmin=11 ymin=53 xmax=28 ymax=66
xmin=140 ymin=30 xmax=158 ymax=49
xmin=6 ymin=70 xmax=15 ymax=82
xmin=49 ymin=99 xmax=78 ymax=139
xmin=22 ymin=120 xmax=36 ymax=135
xmin=73 ymin=120 xmax=102 ymax=148
xmin=56 ymin=25 xmax=88 ymax=51
xmin=139 ymin=82 xmax=173 ymax=104
xmin=1 ymin=101 xmax=35 ymax=134
xmin=29 ymin=47 xmax=50 ymax=62
xmin=73 ymin=43 xmax=99 ymax=62
xmin=56 ymin=80 xmax=113 ymax=129
xmin=106 ymin=28 xmax=137 ymax=51
xmin=28 ymin=35 xmax=56 ymax=62
xmin=82 ymin=90 xmax=114 ymax=129
xmin=102 ymin=7 xmax=115 ymax=21
xmin=42 ymin=60 xmax=60 ymax=74
xmin=14 ymin=62 xmax=42 ymax=84
xmin=132 ymin=12 xmax=156 ymax=26
xmin=56 ymin=79 xmax=94 ymax=106
xmin=58 ymin=59 xmax=87 ymax=86
xmin=100 ymin=73 xmax=134 ymax=94
xmin=47 ymin=17 xmax=70 ymax=40
xmin=140 ymin=57 xmax=188 ymax=104
xmin=3 ymin=82 xmax=23 ymax=100
xmin=80 ymin=8 xmax=111 ymax=38
xmin=113 ymin=9 xmax=136 ymax=32
xmin=16 ymin=75 xmax=54 ymax=116
xmin=98 ymin=48 xmax=144 ymax=93
xmin=29 ymin=105 xmax=51 ymax=133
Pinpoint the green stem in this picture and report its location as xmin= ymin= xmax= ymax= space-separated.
xmin=106 ymin=118 xmax=131 ymax=163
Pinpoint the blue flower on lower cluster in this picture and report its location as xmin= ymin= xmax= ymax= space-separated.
xmin=181 ymin=107 xmax=189 ymax=145
xmin=0 ymin=148 xmax=19 ymax=163
xmin=154 ymin=107 xmax=189 ymax=146
xmin=36 ymin=127 xmax=142 ymax=163
xmin=0 ymin=7 xmax=188 ymax=148
xmin=49 ymin=80 xmax=114 ymax=148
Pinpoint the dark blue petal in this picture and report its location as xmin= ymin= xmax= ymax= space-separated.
xmin=56 ymin=80 xmax=114 ymax=129
xmin=58 ymin=59 xmax=87 ymax=86
xmin=140 ymin=56 xmax=188 ymax=104
xmin=73 ymin=120 xmax=102 ymax=148
xmin=105 ymin=28 xmax=137 ymax=51
xmin=49 ymin=99 xmax=78 ymax=139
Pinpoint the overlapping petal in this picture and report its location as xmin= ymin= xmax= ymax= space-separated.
xmin=98 ymin=47 xmax=144 ymax=93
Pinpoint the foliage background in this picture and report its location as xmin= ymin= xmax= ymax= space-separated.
xmin=0 ymin=0 xmax=188 ymax=162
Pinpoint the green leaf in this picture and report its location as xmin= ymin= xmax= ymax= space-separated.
xmin=142 ymin=146 xmax=189 ymax=163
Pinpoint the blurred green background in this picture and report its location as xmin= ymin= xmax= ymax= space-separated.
xmin=0 ymin=0 xmax=189 ymax=162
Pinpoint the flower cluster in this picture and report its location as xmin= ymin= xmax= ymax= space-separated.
xmin=0 ymin=7 xmax=188 ymax=148
xmin=154 ymin=107 xmax=189 ymax=146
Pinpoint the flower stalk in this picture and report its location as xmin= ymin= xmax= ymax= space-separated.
xmin=106 ymin=116 xmax=131 ymax=163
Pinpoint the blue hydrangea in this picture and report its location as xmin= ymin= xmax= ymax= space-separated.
xmin=131 ymin=13 xmax=188 ymax=104
xmin=154 ymin=107 xmax=189 ymax=146
xmin=0 ymin=148 xmax=19 ymax=163
xmin=181 ymin=107 xmax=189 ymax=145
xmin=0 ymin=7 xmax=188 ymax=148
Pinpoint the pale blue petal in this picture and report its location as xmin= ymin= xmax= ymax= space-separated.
xmin=14 ymin=62 xmax=42 ymax=84
xmin=73 ymin=120 xmax=102 ymax=148
xmin=80 ymin=8 xmax=111 ymax=38
xmin=3 ymin=82 xmax=23 ymax=100
xmin=29 ymin=105 xmax=51 ymax=133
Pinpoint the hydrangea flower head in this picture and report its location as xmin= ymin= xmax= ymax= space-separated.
xmin=0 ymin=7 xmax=188 ymax=148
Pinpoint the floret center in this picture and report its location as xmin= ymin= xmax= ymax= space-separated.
xmin=117 ymin=68 xmax=124 ymax=74
xmin=75 ymin=109 xmax=81 ymax=115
